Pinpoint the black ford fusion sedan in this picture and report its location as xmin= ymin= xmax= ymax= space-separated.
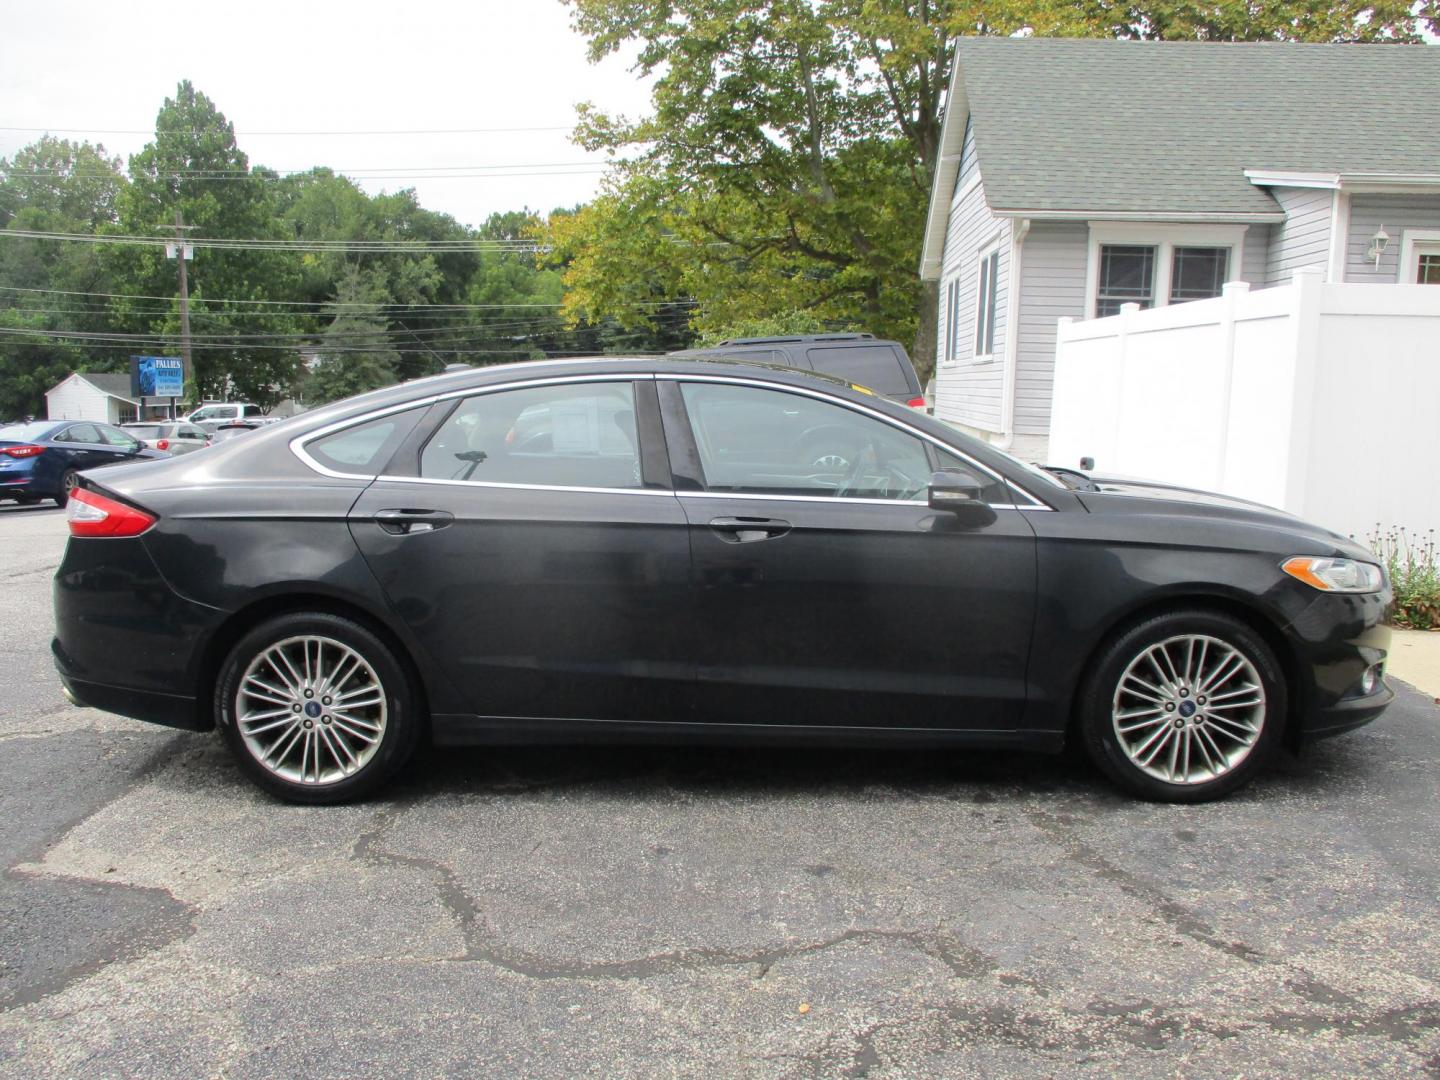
xmin=52 ymin=358 xmax=1392 ymax=804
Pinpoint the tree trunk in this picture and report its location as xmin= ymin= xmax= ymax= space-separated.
xmin=912 ymin=278 xmax=938 ymax=387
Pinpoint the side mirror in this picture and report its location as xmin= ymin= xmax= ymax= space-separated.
xmin=928 ymin=469 xmax=996 ymax=526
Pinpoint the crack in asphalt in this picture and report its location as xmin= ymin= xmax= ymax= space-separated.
xmin=1020 ymin=806 xmax=1372 ymax=1013
xmin=351 ymin=810 xmax=992 ymax=984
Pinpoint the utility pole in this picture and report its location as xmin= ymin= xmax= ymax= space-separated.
xmin=165 ymin=210 xmax=197 ymax=406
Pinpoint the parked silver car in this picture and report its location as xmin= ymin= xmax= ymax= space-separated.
xmin=121 ymin=421 xmax=211 ymax=455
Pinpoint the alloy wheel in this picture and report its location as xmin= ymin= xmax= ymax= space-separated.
xmin=235 ymin=634 xmax=388 ymax=785
xmin=1111 ymin=634 xmax=1265 ymax=785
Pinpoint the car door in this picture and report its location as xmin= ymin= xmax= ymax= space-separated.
xmin=340 ymin=377 xmax=696 ymax=726
xmin=658 ymin=377 xmax=1039 ymax=733
xmin=95 ymin=424 xmax=147 ymax=462
xmin=51 ymin=423 xmax=114 ymax=472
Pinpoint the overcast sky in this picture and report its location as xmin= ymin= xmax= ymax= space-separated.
xmin=0 ymin=0 xmax=656 ymax=229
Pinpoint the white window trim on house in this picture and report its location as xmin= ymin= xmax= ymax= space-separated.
xmin=973 ymin=240 xmax=1001 ymax=361
xmin=1083 ymin=222 xmax=1248 ymax=319
xmin=1399 ymin=229 xmax=1440 ymax=283
xmin=940 ymin=274 xmax=963 ymax=368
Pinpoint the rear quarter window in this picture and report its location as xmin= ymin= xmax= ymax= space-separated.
xmin=804 ymin=345 xmax=915 ymax=395
xmin=303 ymin=408 xmax=427 ymax=475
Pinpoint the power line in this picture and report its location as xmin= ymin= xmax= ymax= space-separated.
xmin=0 ymin=167 xmax=609 ymax=184
xmin=0 ymin=285 xmax=696 ymax=312
xmin=0 ymin=124 xmax=576 ymax=136
xmin=0 ymin=229 xmax=546 ymax=253
xmin=6 ymin=162 xmax=601 ymax=175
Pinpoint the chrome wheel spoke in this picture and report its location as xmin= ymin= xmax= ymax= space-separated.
xmin=236 ymin=634 xmax=388 ymax=786
xmin=1111 ymin=633 xmax=1265 ymax=786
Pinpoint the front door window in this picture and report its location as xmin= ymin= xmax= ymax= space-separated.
xmin=677 ymin=382 xmax=933 ymax=501
xmin=1418 ymin=252 xmax=1440 ymax=285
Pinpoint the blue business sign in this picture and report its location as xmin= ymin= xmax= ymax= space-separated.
xmin=130 ymin=355 xmax=185 ymax=398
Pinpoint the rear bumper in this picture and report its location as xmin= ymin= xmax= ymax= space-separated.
xmin=52 ymin=534 xmax=222 ymax=731
xmin=55 ymin=661 xmax=207 ymax=731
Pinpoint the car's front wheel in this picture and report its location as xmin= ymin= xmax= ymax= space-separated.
xmin=215 ymin=612 xmax=422 ymax=804
xmin=1078 ymin=610 xmax=1286 ymax=802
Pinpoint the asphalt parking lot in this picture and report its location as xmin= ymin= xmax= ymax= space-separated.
xmin=1 ymin=503 xmax=1438 ymax=1078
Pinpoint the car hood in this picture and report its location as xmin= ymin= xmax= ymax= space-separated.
xmin=1075 ymin=476 xmax=1374 ymax=560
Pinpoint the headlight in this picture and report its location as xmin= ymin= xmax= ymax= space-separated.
xmin=1281 ymin=556 xmax=1384 ymax=593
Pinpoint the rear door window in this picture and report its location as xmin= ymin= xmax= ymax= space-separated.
xmin=804 ymin=345 xmax=914 ymax=395
xmin=419 ymin=382 xmax=642 ymax=490
xmin=56 ymin=424 xmax=102 ymax=444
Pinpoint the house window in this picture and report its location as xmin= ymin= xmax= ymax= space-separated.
xmin=1169 ymin=247 xmax=1230 ymax=303
xmin=1097 ymin=246 xmax=1156 ymax=317
xmin=1419 ymin=254 xmax=1440 ymax=285
xmin=1088 ymin=226 xmax=1244 ymax=319
xmin=943 ymin=277 xmax=962 ymax=362
xmin=974 ymin=248 xmax=999 ymax=357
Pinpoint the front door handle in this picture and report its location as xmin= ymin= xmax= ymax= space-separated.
xmin=708 ymin=516 xmax=791 ymax=543
xmin=373 ymin=508 xmax=454 ymax=535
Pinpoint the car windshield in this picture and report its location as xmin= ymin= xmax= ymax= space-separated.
xmin=988 ymin=446 xmax=1069 ymax=490
xmin=124 ymin=425 xmax=168 ymax=438
xmin=0 ymin=422 xmax=57 ymax=441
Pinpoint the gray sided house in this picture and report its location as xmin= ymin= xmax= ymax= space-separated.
xmin=921 ymin=38 xmax=1440 ymax=461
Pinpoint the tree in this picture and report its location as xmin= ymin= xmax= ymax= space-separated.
xmin=307 ymin=266 xmax=401 ymax=403
xmin=0 ymin=137 xmax=128 ymax=418
xmin=556 ymin=0 xmax=1438 ymax=381
xmin=109 ymin=81 xmax=303 ymax=405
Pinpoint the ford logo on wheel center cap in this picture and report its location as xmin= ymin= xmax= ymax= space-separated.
xmin=1179 ymin=700 xmax=1197 ymax=718
xmin=305 ymin=701 xmax=322 ymax=718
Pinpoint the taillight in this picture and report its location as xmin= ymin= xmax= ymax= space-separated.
xmin=67 ymin=487 xmax=156 ymax=538
xmin=1 ymin=444 xmax=44 ymax=458
xmin=156 ymin=439 xmax=170 ymax=451
xmin=905 ymin=397 xmax=926 ymax=409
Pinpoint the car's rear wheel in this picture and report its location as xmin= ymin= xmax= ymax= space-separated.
xmin=54 ymin=469 xmax=79 ymax=507
xmin=1078 ymin=610 xmax=1286 ymax=802
xmin=215 ymin=612 xmax=422 ymax=804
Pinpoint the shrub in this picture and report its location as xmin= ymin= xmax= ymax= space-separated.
xmin=1365 ymin=527 xmax=1440 ymax=631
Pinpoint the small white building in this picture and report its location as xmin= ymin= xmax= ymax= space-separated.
xmin=45 ymin=373 xmax=141 ymax=425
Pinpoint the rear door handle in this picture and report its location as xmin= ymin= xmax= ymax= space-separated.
xmin=373 ymin=508 xmax=454 ymax=535
xmin=708 ymin=516 xmax=791 ymax=543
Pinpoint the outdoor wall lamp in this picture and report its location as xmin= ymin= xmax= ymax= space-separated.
xmin=1367 ymin=225 xmax=1390 ymax=268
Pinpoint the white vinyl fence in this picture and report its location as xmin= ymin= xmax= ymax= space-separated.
xmin=1048 ymin=268 xmax=1440 ymax=543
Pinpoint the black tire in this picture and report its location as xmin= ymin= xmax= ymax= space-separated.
xmin=54 ymin=469 xmax=79 ymax=507
xmin=1077 ymin=609 xmax=1286 ymax=803
xmin=215 ymin=612 xmax=422 ymax=804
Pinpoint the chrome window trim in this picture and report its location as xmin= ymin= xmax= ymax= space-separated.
xmin=289 ymin=369 xmax=1054 ymax=510
xmin=367 ymin=475 xmax=673 ymax=498
xmin=670 ymin=374 xmax=1053 ymax=509
xmin=290 ymin=373 xmax=659 ymax=482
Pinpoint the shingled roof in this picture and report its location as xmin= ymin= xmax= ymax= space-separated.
xmin=921 ymin=38 xmax=1440 ymax=277
xmin=75 ymin=372 xmax=139 ymax=402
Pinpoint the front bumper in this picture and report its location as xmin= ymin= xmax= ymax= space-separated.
xmin=1286 ymin=593 xmax=1394 ymax=744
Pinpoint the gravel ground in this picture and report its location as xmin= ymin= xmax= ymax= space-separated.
xmin=1 ymin=502 xmax=1438 ymax=1078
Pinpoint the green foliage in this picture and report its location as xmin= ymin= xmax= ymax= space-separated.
xmin=307 ymin=266 xmax=401 ymax=403
xmin=697 ymin=311 xmax=828 ymax=345
xmin=1367 ymin=527 xmax=1440 ymax=631
xmin=0 ymin=136 xmax=129 ymax=418
xmin=107 ymin=81 xmax=303 ymax=407
xmin=555 ymin=0 xmax=1438 ymax=382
